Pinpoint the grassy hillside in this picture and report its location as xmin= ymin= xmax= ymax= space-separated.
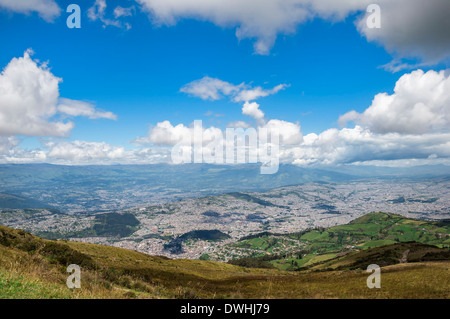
xmin=224 ymin=212 xmax=450 ymax=270
xmin=0 ymin=215 xmax=449 ymax=299
xmin=309 ymin=242 xmax=450 ymax=271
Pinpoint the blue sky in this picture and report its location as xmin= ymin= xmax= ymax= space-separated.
xmin=0 ymin=0 xmax=449 ymax=166
xmin=1 ymin=5 xmax=393 ymax=139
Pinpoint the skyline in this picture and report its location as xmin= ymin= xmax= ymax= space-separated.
xmin=0 ymin=0 xmax=449 ymax=167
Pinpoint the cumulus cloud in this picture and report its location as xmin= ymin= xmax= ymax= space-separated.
xmin=339 ymin=69 xmax=450 ymax=134
xmin=288 ymin=126 xmax=450 ymax=166
xmin=137 ymin=0 xmax=450 ymax=65
xmin=136 ymin=121 xmax=193 ymax=146
xmin=0 ymin=50 xmax=116 ymax=137
xmin=356 ymin=0 xmax=450 ymax=68
xmin=0 ymin=50 xmax=73 ymax=137
xmin=242 ymin=101 xmax=265 ymax=124
xmin=287 ymin=67 xmax=450 ymax=166
xmin=262 ymin=119 xmax=303 ymax=145
xmin=138 ymin=119 xmax=302 ymax=148
xmin=3 ymin=121 xmax=448 ymax=167
xmin=135 ymin=120 xmax=223 ymax=147
xmin=46 ymin=140 xmax=125 ymax=162
xmin=0 ymin=0 xmax=61 ymax=21
xmin=0 ymin=139 xmax=171 ymax=165
xmin=137 ymin=0 xmax=311 ymax=55
xmin=132 ymin=114 xmax=303 ymax=167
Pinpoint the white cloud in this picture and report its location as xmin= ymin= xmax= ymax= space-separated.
xmin=137 ymin=120 xmax=192 ymax=146
xmin=289 ymin=126 xmax=450 ymax=166
xmin=180 ymin=76 xmax=244 ymax=101
xmin=3 ymin=122 xmax=449 ymax=167
xmin=137 ymin=0 xmax=450 ymax=65
xmin=0 ymin=50 xmax=117 ymax=137
xmin=0 ymin=50 xmax=74 ymax=137
xmin=233 ymin=84 xmax=288 ymax=102
xmin=0 ymin=136 xmax=19 ymax=155
xmin=88 ymin=0 xmax=120 ymax=27
xmin=88 ymin=0 xmax=133 ymax=29
xmin=137 ymin=0 xmax=311 ymax=55
xmin=339 ymin=69 xmax=450 ymax=134
xmin=182 ymin=76 xmax=290 ymax=127
xmin=114 ymin=6 xmax=134 ymax=18
xmin=181 ymin=76 xmax=287 ymax=103
xmin=0 ymin=0 xmax=61 ymax=21
xmin=242 ymin=101 xmax=265 ymax=123
xmin=46 ymin=140 xmax=126 ymax=162
xmin=88 ymin=0 xmax=106 ymax=21
xmin=3 ymin=0 xmax=448 ymax=66
xmin=356 ymin=0 xmax=450 ymax=67
xmin=0 ymin=139 xmax=172 ymax=165
xmin=262 ymin=119 xmax=303 ymax=145
xmin=137 ymin=120 xmax=223 ymax=147
xmin=133 ymin=117 xmax=303 ymax=164
xmin=57 ymin=98 xmax=117 ymax=120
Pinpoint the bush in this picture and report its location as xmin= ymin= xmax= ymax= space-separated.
xmin=41 ymin=241 xmax=96 ymax=269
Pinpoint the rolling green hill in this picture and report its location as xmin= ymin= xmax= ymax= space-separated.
xmin=308 ymin=241 xmax=450 ymax=271
xmin=224 ymin=212 xmax=450 ymax=270
xmin=0 ymin=213 xmax=449 ymax=299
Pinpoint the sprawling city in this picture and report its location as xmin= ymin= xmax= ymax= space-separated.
xmin=1 ymin=175 xmax=448 ymax=261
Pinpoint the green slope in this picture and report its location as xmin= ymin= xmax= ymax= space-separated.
xmin=224 ymin=212 xmax=450 ymax=270
xmin=309 ymin=241 xmax=450 ymax=271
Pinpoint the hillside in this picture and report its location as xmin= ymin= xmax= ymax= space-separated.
xmin=222 ymin=212 xmax=450 ymax=270
xmin=308 ymin=241 xmax=450 ymax=271
xmin=0 ymin=214 xmax=449 ymax=299
xmin=0 ymin=193 xmax=57 ymax=211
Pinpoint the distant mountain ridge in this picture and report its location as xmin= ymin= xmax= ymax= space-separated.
xmin=0 ymin=163 xmax=448 ymax=212
xmin=0 ymin=192 xmax=58 ymax=211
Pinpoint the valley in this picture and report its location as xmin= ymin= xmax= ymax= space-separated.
xmin=1 ymin=176 xmax=449 ymax=261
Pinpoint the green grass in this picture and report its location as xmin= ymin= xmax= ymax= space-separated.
xmin=225 ymin=212 xmax=450 ymax=270
xmin=0 ymin=270 xmax=72 ymax=299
